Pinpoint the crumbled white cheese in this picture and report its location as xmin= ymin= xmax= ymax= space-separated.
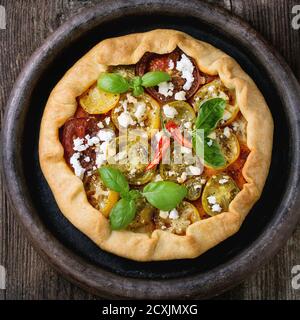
xmin=99 ymin=141 xmax=109 ymax=155
xmin=169 ymin=209 xmax=179 ymax=220
xmin=184 ymin=121 xmax=192 ymax=129
xmin=174 ymin=90 xmax=186 ymax=101
xmin=95 ymin=153 xmax=106 ymax=167
xmin=168 ymin=171 xmax=176 ymax=176
xmin=194 ymin=184 xmax=202 ymax=190
xmin=159 ymin=210 xmax=169 ymax=219
xmin=73 ymin=138 xmax=88 ymax=152
xmin=126 ymin=93 xmax=138 ymax=104
xmin=140 ymin=121 xmax=145 ymax=127
xmin=177 ymin=172 xmax=187 ymax=183
xmin=97 ymin=129 xmax=115 ymax=142
xmin=223 ymin=127 xmax=231 ymax=138
xmin=188 ymin=165 xmax=202 ymax=175
xmin=168 ymin=59 xmax=175 ymax=70
xmin=212 ymin=204 xmax=222 ymax=213
xmin=158 ymin=81 xmax=174 ymax=97
xmin=163 ymin=104 xmax=178 ymax=118
xmin=201 ymin=178 xmax=206 ymax=184
xmin=104 ymin=117 xmax=110 ymax=125
xmin=207 ymin=139 xmax=213 ymax=147
xmin=219 ymin=178 xmax=228 ymax=184
xmin=176 ymin=54 xmax=195 ymax=90
xmin=207 ymin=195 xmax=217 ymax=205
xmin=117 ymin=112 xmax=136 ymax=128
xmin=97 ymin=121 xmax=104 ymax=129
xmin=86 ymin=135 xmax=100 ymax=146
xmin=84 ymin=156 xmax=90 ymax=162
xmin=70 ymin=152 xmax=85 ymax=179
xmin=134 ymin=101 xmax=146 ymax=120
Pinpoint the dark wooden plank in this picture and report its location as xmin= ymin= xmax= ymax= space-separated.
xmin=0 ymin=0 xmax=299 ymax=300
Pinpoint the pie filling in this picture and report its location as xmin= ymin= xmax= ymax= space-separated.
xmin=60 ymin=48 xmax=249 ymax=235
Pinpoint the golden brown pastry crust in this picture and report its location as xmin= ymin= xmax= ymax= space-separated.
xmin=39 ymin=29 xmax=273 ymax=261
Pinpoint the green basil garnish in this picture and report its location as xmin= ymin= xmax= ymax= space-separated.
xmin=203 ymin=137 xmax=226 ymax=168
xmin=192 ymin=98 xmax=226 ymax=168
xmin=99 ymin=166 xmax=129 ymax=197
xmin=97 ymin=71 xmax=170 ymax=96
xmin=195 ymin=98 xmax=226 ymax=135
xmin=109 ymin=198 xmax=136 ymax=230
xmin=141 ymin=71 xmax=171 ymax=87
xmin=97 ymin=73 xmax=129 ymax=94
xmin=142 ymin=181 xmax=187 ymax=211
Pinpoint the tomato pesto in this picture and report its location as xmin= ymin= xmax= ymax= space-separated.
xmin=60 ymin=47 xmax=249 ymax=235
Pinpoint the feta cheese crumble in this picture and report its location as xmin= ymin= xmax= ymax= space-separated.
xmin=168 ymin=59 xmax=175 ymax=70
xmin=158 ymin=81 xmax=174 ymax=97
xmin=159 ymin=211 xmax=169 ymax=219
xmin=212 ymin=204 xmax=222 ymax=213
xmin=174 ymin=90 xmax=186 ymax=101
xmin=97 ymin=129 xmax=115 ymax=142
xmin=134 ymin=101 xmax=146 ymax=120
xmin=117 ymin=112 xmax=136 ymax=128
xmin=73 ymin=138 xmax=88 ymax=152
xmin=176 ymin=54 xmax=195 ymax=91
xmin=207 ymin=195 xmax=217 ymax=205
xmin=163 ymin=104 xmax=178 ymax=118
xmin=219 ymin=178 xmax=228 ymax=184
xmin=70 ymin=152 xmax=85 ymax=179
xmin=207 ymin=139 xmax=213 ymax=147
xmin=169 ymin=209 xmax=179 ymax=220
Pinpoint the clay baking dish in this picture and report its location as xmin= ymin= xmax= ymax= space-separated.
xmin=2 ymin=0 xmax=300 ymax=299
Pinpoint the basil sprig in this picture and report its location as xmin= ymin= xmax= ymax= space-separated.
xmin=98 ymin=71 xmax=170 ymax=97
xmin=99 ymin=166 xmax=187 ymax=229
xmin=142 ymin=181 xmax=187 ymax=211
xmin=193 ymin=98 xmax=226 ymax=168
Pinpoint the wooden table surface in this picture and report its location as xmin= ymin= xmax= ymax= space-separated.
xmin=0 ymin=0 xmax=300 ymax=300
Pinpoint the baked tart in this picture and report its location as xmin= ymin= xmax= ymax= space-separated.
xmin=39 ymin=30 xmax=273 ymax=261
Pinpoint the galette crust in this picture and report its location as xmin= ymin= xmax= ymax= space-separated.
xmin=39 ymin=29 xmax=273 ymax=261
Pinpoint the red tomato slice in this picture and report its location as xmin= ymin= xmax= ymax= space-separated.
xmin=61 ymin=117 xmax=99 ymax=169
xmin=136 ymin=48 xmax=204 ymax=103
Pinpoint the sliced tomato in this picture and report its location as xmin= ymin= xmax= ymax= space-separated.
xmin=79 ymin=84 xmax=120 ymax=114
xmin=136 ymin=48 xmax=203 ymax=103
xmin=165 ymin=120 xmax=192 ymax=148
xmin=202 ymin=174 xmax=240 ymax=216
xmin=61 ymin=117 xmax=99 ymax=164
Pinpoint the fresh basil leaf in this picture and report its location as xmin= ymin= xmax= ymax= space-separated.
xmin=141 ymin=71 xmax=171 ymax=87
xmin=195 ymin=98 xmax=226 ymax=135
xmin=99 ymin=166 xmax=129 ymax=194
xmin=129 ymin=76 xmax=142 ymax=88
xmin=142 ymin=181 xmax=187 ymax=211
xmin=132 ymin=85 xmax=144 ymax=97
xmin=109 ymin=198 xmax=136 ymax=230
xmin=97 ymin=73 xmax=129 ymax=94
xmin=203 ymin=137 xmax=226 ymax=168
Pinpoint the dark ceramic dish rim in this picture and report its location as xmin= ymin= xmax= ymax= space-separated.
xmin=2 ymin=0 xmax=300 ymax=299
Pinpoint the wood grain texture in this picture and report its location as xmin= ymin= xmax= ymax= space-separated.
xmin=0 ymin=0 xmax=299 ymax=300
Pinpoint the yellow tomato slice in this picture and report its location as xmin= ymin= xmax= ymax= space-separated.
xmin=79 ymin=84 xmax=120 ymax=114
xmin=111 ymin=93 xmax=160 ymax=137
xmin=192 ymin=79 xmax=239 ymax=126
xmin=162 ymin=101 xmax=196 ymax=126
xmin=202 ymin=174 xmax=240 ymax=216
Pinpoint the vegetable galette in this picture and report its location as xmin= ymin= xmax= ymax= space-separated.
xmin=39 ymin=30 xmax=273 ymax=261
